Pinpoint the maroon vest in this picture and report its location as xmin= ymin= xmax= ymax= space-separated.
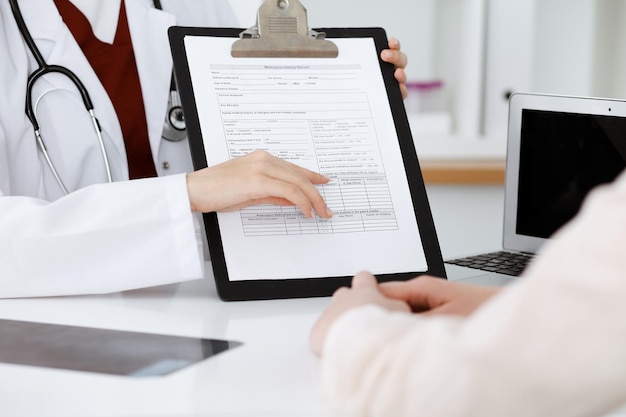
xmin=54 ymin=0 xmax=157 ymax=179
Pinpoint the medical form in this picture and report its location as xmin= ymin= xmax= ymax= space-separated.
xmin=183 ymin=36 xmax=427 ymax=282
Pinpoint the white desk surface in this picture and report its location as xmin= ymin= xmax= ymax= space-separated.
xmin=0 ymin=276 xmax=330 ymax=417
xmin=4 ymin=185 xmax=622 ymax=417
xmin=0 ymin=185 xmax=503 ymax=417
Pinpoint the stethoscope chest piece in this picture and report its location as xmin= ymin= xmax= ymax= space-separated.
xmin=162 ymin=90 xmax=186 ymax=142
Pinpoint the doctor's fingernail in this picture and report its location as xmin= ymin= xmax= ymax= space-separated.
xmin=325 ymin=206 xmax=334 ymax=218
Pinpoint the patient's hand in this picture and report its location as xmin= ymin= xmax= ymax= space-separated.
xmin=310 ymin=272 xmax=501 ymax=356
xmin=380 ymin=276 xmax=501 ymax=317
xmin=310 ymin=271 xmax=410 ymax=356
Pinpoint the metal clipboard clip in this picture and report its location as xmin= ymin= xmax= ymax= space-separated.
xmin=231 ymin=0 xmax=338 ymax=58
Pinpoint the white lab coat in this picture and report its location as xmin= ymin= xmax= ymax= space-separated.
xmin=0 ymin=0 xmax=239 ymax=297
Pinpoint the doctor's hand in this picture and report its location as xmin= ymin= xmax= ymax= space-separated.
xmin=186 ymin=150 xmax=333 ymax=218
xmin=310 ymin=271 xmax=410 ymax=356
xmin=379 ymin=276 xmax=501 ymax=317
xmin=381 ymin=37 xmax=408 ymax=99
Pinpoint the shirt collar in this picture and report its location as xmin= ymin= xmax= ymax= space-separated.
xmin=67 ymin=0 xmax=122 ymax=44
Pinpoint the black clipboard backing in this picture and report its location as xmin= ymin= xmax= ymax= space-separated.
xmin=169 ymin=27 xmax=445 ymax=301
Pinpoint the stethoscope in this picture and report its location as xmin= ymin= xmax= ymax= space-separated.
xmin=9 ymin=0 xmax=186 ymax=195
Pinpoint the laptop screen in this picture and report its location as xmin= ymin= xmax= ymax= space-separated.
xmin=516 ymin=109 xmax=626 ymax=239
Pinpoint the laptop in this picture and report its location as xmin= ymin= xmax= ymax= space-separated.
xmin=446 ymin=92 xmax=626 ymax=286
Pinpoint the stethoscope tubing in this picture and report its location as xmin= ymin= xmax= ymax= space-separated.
xmin=26 ymin=64 xmax=95 ymax=131
xmin=10 ymin=0 xmax=183 ymax=194
xmin=10 ymin=0 xmax=113 ymax=193
xmin=10 ymin=0 xmax=95 ymax=126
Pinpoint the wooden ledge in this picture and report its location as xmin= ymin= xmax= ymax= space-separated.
xmin=420 ymin=160 xmax=506 ymax=184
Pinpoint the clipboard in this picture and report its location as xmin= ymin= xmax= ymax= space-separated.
xmin=168 ymin=6 xmax=445 ymax=301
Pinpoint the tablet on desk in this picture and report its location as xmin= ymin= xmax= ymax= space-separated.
xmin=0 ymin=319 xmax=241 ymax=377
xmin=169 ymin=27 xmax=445 ymax=301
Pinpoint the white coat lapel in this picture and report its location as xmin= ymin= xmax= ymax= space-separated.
xmin=19 ymin=0 xmax=129 ymax=180
xmin=126 ymin=0 xmax=175 ymax=166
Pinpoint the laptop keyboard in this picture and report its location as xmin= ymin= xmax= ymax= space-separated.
xmin=445 ymin=251 xmax=534 ymax=277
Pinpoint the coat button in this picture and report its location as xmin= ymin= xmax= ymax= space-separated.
xmin=161 ymin=162 xmax=170 ymax=170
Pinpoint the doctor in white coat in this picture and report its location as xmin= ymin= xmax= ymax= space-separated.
xmin=0 ymin=0 xmax=408 ymax=298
